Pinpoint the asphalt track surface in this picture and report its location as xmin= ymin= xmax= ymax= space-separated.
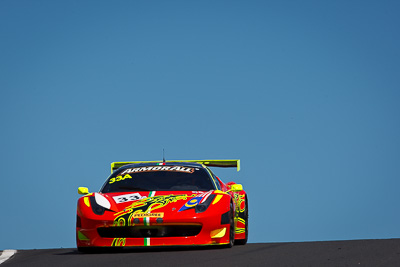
xmin=2 ymin=239 xmax=400 ymax=267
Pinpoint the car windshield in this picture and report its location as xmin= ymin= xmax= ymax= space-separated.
xmin=101 ymin=165 xmax=215 ymax=193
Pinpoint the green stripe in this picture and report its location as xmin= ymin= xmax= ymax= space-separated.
xmin=78 ymin=231 xmax=90 ymax=241
xmin=144 ymin=192 xmax=155 ymax=228
xmin=144 ymin=237 xmax=150 ymax=246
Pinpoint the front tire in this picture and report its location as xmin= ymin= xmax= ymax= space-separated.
xmin=235 ymin=196 xmax=248 ymax=245
xmin=226 ymin=202 xmax=235 ymax=248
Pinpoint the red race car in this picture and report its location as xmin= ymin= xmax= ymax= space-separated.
xmin=76 ymin=159 xmax=248 ymax=251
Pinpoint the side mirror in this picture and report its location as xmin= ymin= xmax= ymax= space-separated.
xmin=228 ymin=184 xmax=243 ymax=192
xmin=78 ymin=187 xmax=89 ymax=195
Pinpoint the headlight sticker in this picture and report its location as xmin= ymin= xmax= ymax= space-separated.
xmin=94 ymin=193 xmax=111 ymax=209
xmin=179 ymin=196 xmax=202 ymax=212
xmin=178 ymin=191 xmax=213 ymax=212
xmin=113 ymin=193 xmax=145 ymax=204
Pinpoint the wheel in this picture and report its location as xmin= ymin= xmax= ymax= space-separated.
xmin=226 ymin=202 xmax=235 ymax=248
xmin=235 ymin=196 xmax=248 ymax=245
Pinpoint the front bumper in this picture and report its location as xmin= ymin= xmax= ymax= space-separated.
xmin=77 ymin=211 xmax=230 ymax=247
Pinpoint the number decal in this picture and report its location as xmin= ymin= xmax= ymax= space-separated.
xmin=113 ymin=193 xmax=145 ymax=203
xmin=109 ymin=174 xmax=132 ymax=184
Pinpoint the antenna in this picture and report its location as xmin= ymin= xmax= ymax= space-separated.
xmin=163 ymin=149 xmax=165 ymax=163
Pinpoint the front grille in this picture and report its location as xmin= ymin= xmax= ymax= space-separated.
xmin=98 ymin=225 xmax=202 ymax=238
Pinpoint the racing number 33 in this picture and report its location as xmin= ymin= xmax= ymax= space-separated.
xmin=113 ymin=193 xmax=144 ymax=204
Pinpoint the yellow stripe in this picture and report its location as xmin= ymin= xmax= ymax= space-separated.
xmin=235 ymin=228 xmax=246 ymax=234
xmin=237 ymin=217 xmax=245 ymax=224
xmin=84 ymin=197 xmax=90 ymax=207
xmin=210 ymin=228 xmax=226 ymax=238
xmin=212 ymin=195 xmax=223 ymax=205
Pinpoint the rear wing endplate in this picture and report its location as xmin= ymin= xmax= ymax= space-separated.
xmin=111 ymin=159 xmax=240 ymax=173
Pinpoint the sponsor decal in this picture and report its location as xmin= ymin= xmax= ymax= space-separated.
xmin=114 ymin=193 xmax=194 ymax=227
xmin=132 ymin=212 xmax=164 ymax=218
xmin=113 ymin=193 xmax=145 ymax=203
xmin=179 ymin=196 xmax=202 ymax=212
xmin=234 ymin=193 xmax=246 ymax=213
xmin=120 ymin=166 xmax=194 ymax=175
xmin=178 ymin=191 xmax=213 ymax=212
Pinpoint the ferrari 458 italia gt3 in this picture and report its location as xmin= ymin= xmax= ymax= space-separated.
xmin=76 ymin=159 xmax=248 ymax=251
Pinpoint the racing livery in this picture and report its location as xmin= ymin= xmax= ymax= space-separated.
xmin=76 ymin=160 xmax=248 ymax=251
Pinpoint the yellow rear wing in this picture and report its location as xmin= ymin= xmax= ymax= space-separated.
xmin=111 ymin=159 xmax=240 ymax=173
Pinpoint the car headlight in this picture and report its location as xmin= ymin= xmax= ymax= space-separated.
xmin=89 ymin=193 xmax=111 ymax=215
xmin=195 ymin=194 xmax=216 ymax=213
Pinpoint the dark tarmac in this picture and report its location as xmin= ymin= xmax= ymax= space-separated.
xmin=2 ymin=239 xmax=400 ymax=267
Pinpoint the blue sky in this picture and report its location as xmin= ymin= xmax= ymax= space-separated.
xmin=1 ymin=0 xmax=399 ymax=250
